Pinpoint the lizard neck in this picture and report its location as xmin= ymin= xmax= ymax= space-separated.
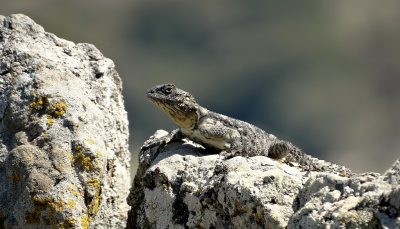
xmin=165 ymin=104 xmax=205 ymax=130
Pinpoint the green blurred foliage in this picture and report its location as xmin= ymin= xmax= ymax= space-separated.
xmin=2 ymin=0 xmax=400 ymax=175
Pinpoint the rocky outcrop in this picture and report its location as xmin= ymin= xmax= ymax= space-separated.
xmin=128 ymin=130 xmax=400 ymax=229
xmin=0 ymin=14 xmax=130 ymax=228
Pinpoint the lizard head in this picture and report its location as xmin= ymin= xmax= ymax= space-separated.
xmin=146 ymin=84 xmax=199 ymax=129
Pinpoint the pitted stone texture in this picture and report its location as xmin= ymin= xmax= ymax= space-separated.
xmin=0 ymin=14 xmax=130 ymax=229
xmin=128 ymin=132 xmax=400 ymax=229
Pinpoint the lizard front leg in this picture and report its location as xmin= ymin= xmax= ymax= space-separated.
xmin=197 ymin=123 xmax=240 ymax=159
xmin=140 ymin=128 xmax=184 ymax=163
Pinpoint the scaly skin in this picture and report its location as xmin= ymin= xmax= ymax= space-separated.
xmin=143 ymin=83 xmax=353 ymax=176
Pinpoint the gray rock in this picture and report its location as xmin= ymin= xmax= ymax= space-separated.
xmin=128 ymin=130 xmax=400 ymax=229
xmin=0 ymin=14 xmax=130 ymax=228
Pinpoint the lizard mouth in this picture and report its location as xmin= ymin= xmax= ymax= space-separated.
xmin=145 ymin=88 xmax=155 ymax=95
xmin=145 ymin=87 xmax=162 ymax=104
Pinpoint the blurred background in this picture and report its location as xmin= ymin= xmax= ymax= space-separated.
xmin=2 ymin=1 xmax=400 ymax=176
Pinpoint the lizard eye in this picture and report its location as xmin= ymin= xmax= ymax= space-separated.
xmin=164 ymin=87 xmax=172 ymax=94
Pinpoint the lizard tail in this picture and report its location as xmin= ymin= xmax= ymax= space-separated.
xmin=283 ymin=142 xmax=353 ymax=177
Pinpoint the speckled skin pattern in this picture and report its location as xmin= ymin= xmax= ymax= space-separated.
xmin=145 ymin=83 xmax=353 ymax=175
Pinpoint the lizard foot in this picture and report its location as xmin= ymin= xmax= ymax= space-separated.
xmin=140 ymin=129 xmax=183 ymax=160
xmin=140 ymin=135 xmax=169 ymax=155
xmin=140 ymin=130 xmax=170 ymax=157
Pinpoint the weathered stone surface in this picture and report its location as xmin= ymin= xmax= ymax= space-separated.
xmin=0 ymin=14 xmax=130 ymax=228
xmin=128 ymin=130 xmax=400 ymax=229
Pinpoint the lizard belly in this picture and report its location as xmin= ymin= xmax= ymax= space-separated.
xmin=181 ymin=128 xmax=229 ymax=150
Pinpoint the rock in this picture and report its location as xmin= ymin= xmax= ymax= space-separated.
xmin=128 ymin=130 xmax=400 ymax=229
xmin=0 ymin=14 xmax=130 ymax=228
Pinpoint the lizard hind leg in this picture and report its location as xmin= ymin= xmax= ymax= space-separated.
xmin=268 ymin=141 xmax=290 ymax=159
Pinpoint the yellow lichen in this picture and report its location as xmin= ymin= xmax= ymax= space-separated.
xmin=341 ymin=217 xmax=347 ymax=224
xmin=43 ymin=131 xmax=47 ymax=137
xmin=30 ymin=94 xmax=49 ymax=109
xmin=72 ymin=152 xmax=93 ymax=171
xmin=8 ymin=174 xmax=22 ymax=183
xmin=68 ymin=186 xmax=80 ymax=197
xmin=33 ymin=196 xmax=43 ymax=205
xmin=45 ymin=197 xmax=65 ymax=217
xmin=68 ymin=199 xmax=76 ymax=209
xmin=75 ymin=153 xmax=85 ymax=165
xmin=82 ymin=215 xmax=89 ymax=229
xmin=9 ymin=75 xmax=16 ymax=84
xmin=89 ymin=198 xmax=100 ymax=215
xmin=72 ymin=190 xmax=79 ymax=197
xmin=75 ymin=145 xmax=82 ymax=151
xmin=3 ymin=111 xmax=9 ymax=119
xmin=30 ymin=94 xmax=68 ymax=119
xmin=65 ymin=216 xmax=74 ymax=227
xmin=38 ymin=95 xmax=48 ymax=105
xmin=25 ymin=195 xmax=68 ymax=225
xmin=87 ymin=178 xmax=101 ymax=217
xmin=25 ymin=196 xmax=45 ymax=225
xmin=151 ymin=204 xmax=155 ymax=210
xmin=96 ymin=151 xmax=102 ymax=156
xmin=25 ymin=210 xmax=41 ymax=225
xmin=88 ymin=179 xmax=100 ymax=189
xmin=48 ymin=100 xmax=68 ymax=117
xmin=83 ymin=157 xmax=93 ymax=171
xmin=87 ymin=139 xmax=93 ymax=145
xmin=47 ymin=118 xmax=55 ymax=126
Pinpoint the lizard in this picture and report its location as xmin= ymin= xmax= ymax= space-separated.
xmin=142 ymin=83 xmax=353 ymax=175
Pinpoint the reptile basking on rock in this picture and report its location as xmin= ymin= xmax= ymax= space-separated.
xmin=142 ymin=83 xmax=353 ymax=176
